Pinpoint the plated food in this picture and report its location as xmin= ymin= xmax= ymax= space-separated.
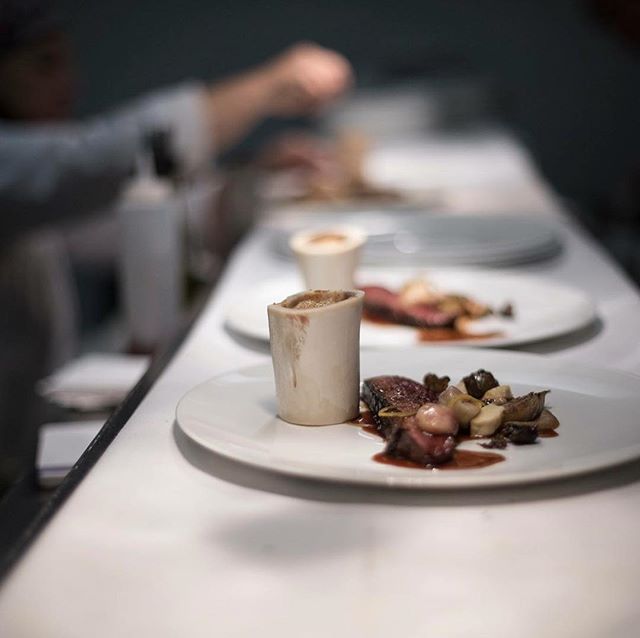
xmin=176 ymin=347 xmax=640 ymax=489
xmin=359 ymin=368 xmax=558 ymax=471
xmin=295 ymin=131 xmax=405 ymax=205
xmin=224 ymin=269 xmax=595 ymax=348
xmin=361 ymin=276 xmax=513 ymax=342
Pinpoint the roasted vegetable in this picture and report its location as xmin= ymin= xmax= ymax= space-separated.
xmin=502 ymin=391 xmax=549 ymax=422
xmin=480 ymin=436 xmax=508 ymax=450
xmin=450 ymin=394 xmax=483 ymax=426
xmin=482 ymin=384 xmax=513 ymax=404
xmin=501 ymin=423 xmax=538 ymax=445
xmin=504 ymin=408 xmax=559 ymax=432
xmin=536 ymin=408 xmax=559 ymax=430
xmin=438 ymin=385 xmax=463 ymax=407
xmin=414 ymin=403 xmax=458 ymax=435
xmin=423 ymin=373 xmax=450 ymax=395
xmin=462 ymin=369 xmax=499 ymax=399
xmin=454 ymin=379 xmax=468 ymax=393
xmin=470 ymin=404 xmax=505 ymax=437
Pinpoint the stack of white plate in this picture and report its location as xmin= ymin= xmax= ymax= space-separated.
xmin=271 ymin=214 xmax=562 ymax=267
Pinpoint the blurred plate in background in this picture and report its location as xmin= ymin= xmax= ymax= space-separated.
xmin=224 ymin=268 xmax=594 ymax=348
xmin=176 ymin=348 xmax=640 ymax=489
xmin=269 ymin=214 xmax=562 ymax=267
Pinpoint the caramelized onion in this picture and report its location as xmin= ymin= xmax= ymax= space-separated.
xmin=377 ymin=406 xmax=417 ymax=419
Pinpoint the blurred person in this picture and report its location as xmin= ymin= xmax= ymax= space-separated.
xmin=0 ymin=0 xmax=352 ymax=491
xmin=0 ymin=17 xmax=350 ymax=235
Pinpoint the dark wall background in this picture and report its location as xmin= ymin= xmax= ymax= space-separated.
xmin=58 ymin=0 xmax=640 ymax=218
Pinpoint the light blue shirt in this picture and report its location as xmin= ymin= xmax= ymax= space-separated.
xmin=0 ymin=83 xmax=211 ymax=243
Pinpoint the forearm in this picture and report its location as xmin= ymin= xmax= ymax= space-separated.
xmin=206 ymin=67 xmax=274 ymax=152
xmin=205 ymin=42 xmax=352 ymax=152
xmin=0 ymin=84 xmax=213 ymax=243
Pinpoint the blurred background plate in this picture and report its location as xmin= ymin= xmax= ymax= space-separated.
xmin=269 ymin=214 xmax=563 ymax=266
xmin=176 ymin=348 xmax=640 ymax=489
xmin=224 ymin=268 xmax=595 ymax=348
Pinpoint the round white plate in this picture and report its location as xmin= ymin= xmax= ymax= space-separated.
xmin=269 ymin=214 xmax=563 ymax=267
xmin=176 ymin=348 xmax=640 ymax=489
xmin=224 ymin=269 xmax=596 ymax=348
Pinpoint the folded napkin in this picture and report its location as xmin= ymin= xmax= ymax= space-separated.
xmin=37 ymin=353 xmax=150 ymax=411
xmin=36 ymin=420 xmax=104 ymax=488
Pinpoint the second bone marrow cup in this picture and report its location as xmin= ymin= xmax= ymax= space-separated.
xmin=289 ymin=227 xmax=366 ymax=290
xmin=268 ymin=289 xmax=364 ymax=425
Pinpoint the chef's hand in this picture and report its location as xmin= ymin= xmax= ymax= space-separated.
xmin=207 ymin=43 xmax=352 ymax=151
xmin=260 ymin=42 xmax=353 ymax=117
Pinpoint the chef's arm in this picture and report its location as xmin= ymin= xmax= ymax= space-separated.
xmin=206 ymin=42 xmax=352 ymax=151
xmin=0 ymin=43 xmax=352 ymax=243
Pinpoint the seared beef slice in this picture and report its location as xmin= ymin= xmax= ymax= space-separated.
xmin=362 ymin=376 xmax=455 ymax=465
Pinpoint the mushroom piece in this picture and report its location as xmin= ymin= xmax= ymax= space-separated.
xmin=423 ymin=373 xmax=451 ymax=395
xmin=505 ymin=408 xmax=559 ymax=431
xmin=482 ymin=384 xmax=513 ymax=404
xmin=501 ymin=423 xmax=538 ymax=445
xmin=462 ymin=369 xmax=499 ymax=399
xmin=536 ymin=408 xmax=560 ymax=430
xmin=502 ymin=391 xmax=549 ymax=422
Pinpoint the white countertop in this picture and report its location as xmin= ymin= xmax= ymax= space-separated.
xmin=2 ymin=131 xmax=640 ymax=638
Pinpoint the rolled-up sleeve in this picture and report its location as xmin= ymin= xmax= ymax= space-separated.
xmin=0 ymin=82 xmax=213 ymax=242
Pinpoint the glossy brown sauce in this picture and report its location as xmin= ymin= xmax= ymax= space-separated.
xmin=417 ymin=328 xmax=502 ymax=342
xmin=373 ymin=449 xmax=504 ymax=470
xmin=349 ymin=411 xmax=376 ymax=426
xmin=362 ymin=425 xmax=383 ymax=438
xmin=349 ymin=411 xmax=383 ymax=438
xmin=361 ymin=310 xmax=501 ymax=342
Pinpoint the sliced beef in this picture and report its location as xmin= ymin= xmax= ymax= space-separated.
xmin=361 ymin=286 xmax=457 ymax=329
xmin=385 ymin=423 xmax=456 ymax=465
xmin=462 ymin=369 xmax=499 ymax=399
xmin=362 ymin=375 xmax=455 ymax=465
xmin=362 ymin=375 xmax=437 ymax=435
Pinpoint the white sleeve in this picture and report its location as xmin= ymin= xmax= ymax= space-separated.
xmin=0 ymin=83 xmax=213 ymax=241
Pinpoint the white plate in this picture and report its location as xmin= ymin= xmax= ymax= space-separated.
xmin=224 ymin=269 xmax=595 ymax=348
xmin=269 ymin=214 xmax=563 ymax=267
xmin=176 ymin=348 xmax=640 ymax=489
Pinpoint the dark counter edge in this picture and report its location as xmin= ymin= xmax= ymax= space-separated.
xmin=0 ymin=310 xmax=197 ymax=583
